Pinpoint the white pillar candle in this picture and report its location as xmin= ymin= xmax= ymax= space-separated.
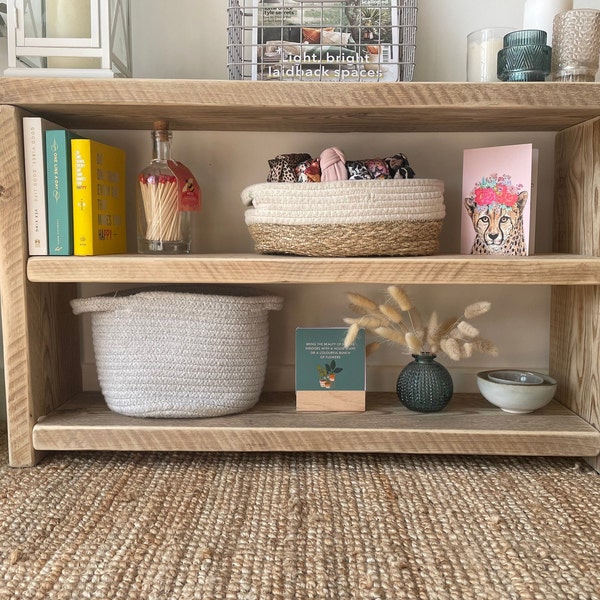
xmin=467 ymin=28 xmax=515 ymax=82
xmin=45 ymin=0 xmax=99 ymax=69
xmin=523 ymin=0 xmax=573 ymax=44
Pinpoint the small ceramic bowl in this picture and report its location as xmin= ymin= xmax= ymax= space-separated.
xmin=476 ymin=370 xmax=557 ymax=414
xmin=488 ymin=370 xmax=544 ymax=385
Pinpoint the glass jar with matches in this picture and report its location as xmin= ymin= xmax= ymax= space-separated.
xmin=137 ymin=120 xmax=201 ymax=254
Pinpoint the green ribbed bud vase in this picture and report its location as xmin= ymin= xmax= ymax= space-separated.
xmin=396 ymin=353 xmax=454 ymax=413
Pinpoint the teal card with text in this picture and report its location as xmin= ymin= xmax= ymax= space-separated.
xmin=295 ymin=327 xmax=365 ymax=391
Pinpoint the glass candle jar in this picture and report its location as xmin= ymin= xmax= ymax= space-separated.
xmin=467 ymin=27 xmax=516 ymax=82
xmin=551 ymin=9 xmax=600 ymax=82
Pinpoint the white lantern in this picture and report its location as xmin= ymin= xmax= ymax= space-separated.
xmin=4 ymin=0 xmax=131 ymax=77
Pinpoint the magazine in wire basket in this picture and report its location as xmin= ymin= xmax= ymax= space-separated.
xmin=227 ymin=0 xmax=418 ymax=82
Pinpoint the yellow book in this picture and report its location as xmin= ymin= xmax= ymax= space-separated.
xmin=71 ymin=138 xmax=127 ymax=255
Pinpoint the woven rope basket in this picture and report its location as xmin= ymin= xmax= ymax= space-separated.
xmin=242 ymin=179 xmax=445 ymax=257
xmin=71 ymin=286 xmax=283 ymax=418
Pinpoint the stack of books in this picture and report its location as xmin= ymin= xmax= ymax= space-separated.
xmin=24 ymin=117 xmax=127 ymax=256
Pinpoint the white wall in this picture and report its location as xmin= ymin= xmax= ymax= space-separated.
xmin=122 ymin=0 xmax=599 ymax=392
xmin=3 ymin=1 xmax=600 ymax=417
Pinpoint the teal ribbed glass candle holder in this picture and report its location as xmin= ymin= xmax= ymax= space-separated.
xmin=497 ymin=29 xmax=552 ymax=81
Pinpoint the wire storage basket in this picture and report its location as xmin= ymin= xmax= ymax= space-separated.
xmin=227 ymin=0 xmax=418 ymax=82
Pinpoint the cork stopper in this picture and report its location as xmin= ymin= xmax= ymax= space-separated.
xmin=153 ymin=120 xmax=170 ymax=141
xmin=153 ymin=119 xmax=169 ymax=131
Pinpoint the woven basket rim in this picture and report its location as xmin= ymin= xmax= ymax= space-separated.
xmin=71 ymin=285 xmax=284 ymax=316
xmin=241 ymin=178 xmax=445 ymax=206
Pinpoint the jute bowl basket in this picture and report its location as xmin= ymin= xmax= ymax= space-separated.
xmin=242 ymin=179 xmax=445 ymax=257
xmin=71 ymin=286 xmax=283 ymax=418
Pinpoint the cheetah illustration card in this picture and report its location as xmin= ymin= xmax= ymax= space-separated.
xmin=295 ymin=327 xmax=365 ymax=412
xmin=461 ymin=143 xmax=538 ymax=256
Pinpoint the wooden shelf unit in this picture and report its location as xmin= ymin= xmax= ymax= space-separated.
xmin=1 ymin=78 xmax=600 ymax=469
xmin=33 ymin=393 xmax=600 ymax=457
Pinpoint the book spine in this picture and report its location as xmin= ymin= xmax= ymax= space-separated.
xmin=71 ymin=139 xmax=127 ymax=255
xmin=23 ymin=117 xmax=48 ymax=255
xmin=46 ymin=130 xmax=74 ymax=255
xmin=71 ymin=139 xmax=94 ymax=256
xmin=93 ymin=142 xmax=127 ymax=254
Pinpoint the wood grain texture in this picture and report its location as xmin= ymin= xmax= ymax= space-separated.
xmin=26 ymin=254 xmax=600 ymax=285
xmin=296 ymin=390 xmax=366 ymax=412
xmin=0 ymin=106 xmax=41 ymax=466
xmin=32 ymin=392 xmax=600 ymax=457
xmin=0 ymin=107 xmax=83 ymax=467
xmin=3 ymin=79 xmax=600 ymax=468
xmin=0 ymin=79 xmax=600 ymax=132
xmin=552 ymin=117 xmax=600 ymax=472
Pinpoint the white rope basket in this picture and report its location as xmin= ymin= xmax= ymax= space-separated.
xmin=71 ymin=287 xmax=283 ymax=418
xmin=241 ymin=179 xmax=446 ymax=256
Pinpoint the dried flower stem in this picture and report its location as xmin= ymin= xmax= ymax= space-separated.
xmin=343 ymin=285 xmax=498 ymax=362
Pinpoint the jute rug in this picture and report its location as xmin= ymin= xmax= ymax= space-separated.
xmin=0 ymin=428 xmax=598 ymax=600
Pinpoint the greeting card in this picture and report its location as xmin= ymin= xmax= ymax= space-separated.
xmin=461 ymin=143 xmax=538 ymax=256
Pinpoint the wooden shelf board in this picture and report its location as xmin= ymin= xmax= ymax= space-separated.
xmin=2 ymin=79 xmax=600 ymax=132
xmin=33 ymin=392 xmax=600 ymax=457
xmin=27 ymin=253 xmax=600 ymax=285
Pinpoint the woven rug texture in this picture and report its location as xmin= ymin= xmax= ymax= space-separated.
xmin=0 ymin=428 xmax=598 ymax=600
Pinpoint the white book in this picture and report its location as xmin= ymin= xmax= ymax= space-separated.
xmin=23 ymin=117 xmax=64 ymax=255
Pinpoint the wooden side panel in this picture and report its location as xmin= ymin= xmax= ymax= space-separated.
xmin=0 ymin=106 xmax=82 ymax=466
xmin=552 ymin=117 xmax=600 ymax=472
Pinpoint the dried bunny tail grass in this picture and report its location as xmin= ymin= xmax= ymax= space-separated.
xmin=464 ymin=301 xmax=492 ymax=320
xmin=374 ymin=326 xmax=406 ymax=346
xmin=408 ymin=307 xmax=424 ymax=336
xmin=448 ymin=327 xmax=459 ymax=339
xmin=344 ymin=286 xmax=496 ymax=362
xmin=440 ymin=337 xmax=462 ymax=361
xmin=347 ymin=293 xmax=378 ymax=313
xmin=344 ymin=323 xmax=360 ymax=348
xmin=344 ymin=315 xmax=388 ymax=330
xmin=366 ymin=342 xmax=381 ymax=357
xmin=404 ymin=331 xmax=423 ymax=354
xmin=343 ymin=317 xmax=360 ymax=325
xmin=475 ymin=338 xmax=499 ymax=357
xmin=348 ymin=303 xmax=374 ymax=316
xmin=361 ymin=315 xmax=390 ymax=330
xmin=462 ymin=342 xmax=474 ymax=358
xmin=457 ymin=320 xmax=480 ymax=339
xmin=426 ymin=311 xmax=440 ymax=345
xmin=378 ymin=303 xmax=406 ymax=326
xmin=387 ymin=285 xmax=413 ymax=312
xmin=438 ymin=316 xmax=459 ymax=336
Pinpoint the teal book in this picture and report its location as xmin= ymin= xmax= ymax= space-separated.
xmin=45 ymin=129 xmax=81 ymax=255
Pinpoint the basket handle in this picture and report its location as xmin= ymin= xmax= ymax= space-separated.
xmin=70 ymin=294 xmax=128 ymax=316
xmin=259 ymin=296 xmax=284 ymax=312
xmin=72 ymin=294 xmax=284 ymax=315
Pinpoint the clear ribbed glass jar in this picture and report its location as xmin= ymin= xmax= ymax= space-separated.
xmin=137 ymin=120 xmax=192 ymax=254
